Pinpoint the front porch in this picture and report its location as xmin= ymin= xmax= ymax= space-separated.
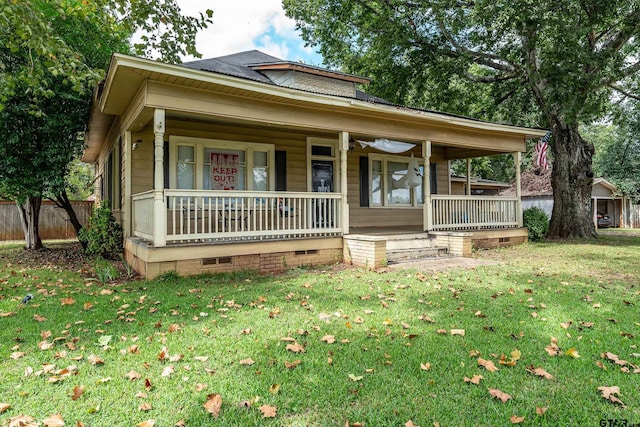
xmin=126 ymin=189 xmax=527 ymax=278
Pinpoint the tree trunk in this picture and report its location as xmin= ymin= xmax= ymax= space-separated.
xmin=547 ymin=120 xmax=597 ymax=239
xmin=16 ymin=197 xmax=44 ymax=250
xmin=51 ymin=188 xmax=86 ymax=249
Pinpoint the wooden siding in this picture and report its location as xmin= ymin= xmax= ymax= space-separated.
xmin=0 ymin=201 xmax=92 ymax=241
xmin=124 ymin=119 xmax=523 ymax=234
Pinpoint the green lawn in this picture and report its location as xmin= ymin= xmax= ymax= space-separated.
xmin=1 ymin=235 xmax=639 ymax=427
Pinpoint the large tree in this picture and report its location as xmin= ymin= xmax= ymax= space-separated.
xmin=0 ymin=0 xmax=211 ymax=249
xmin=283 ymin=0 xmax=640 ymax=238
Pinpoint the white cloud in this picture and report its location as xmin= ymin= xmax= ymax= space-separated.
xmin=176 ymin=0 xmax=319 ymax=63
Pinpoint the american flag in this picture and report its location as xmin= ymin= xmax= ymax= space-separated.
xmin=534 ymin=131 xmax=552 ymax=170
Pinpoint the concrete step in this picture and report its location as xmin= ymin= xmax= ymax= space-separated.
xmin=386 ymin=246 xmax=449 ymax=263
xmin=385 ymin=233 xmax=436 ymax=251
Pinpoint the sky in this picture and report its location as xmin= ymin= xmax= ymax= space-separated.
xmin=176 ymin=0 xmax=323 ymax=65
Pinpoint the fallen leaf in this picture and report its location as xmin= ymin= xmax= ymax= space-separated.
xmin=286 ymin=342 xmax=305 ymax=353
xmin=126 ymin=370 xmax=141 ymax=381
xmin=195 ymin=383 xmax=207 ymax=392
xmin=536 ymin=406 xmax=548 ymax=415
xmin=139 ymin=402 xmax=152 ymax=411
xmin=595 ymin=360 xmax=607 ymax=370
xmin=405 ymin=420 xmax=420 ymax=427
xmin=489 ymin=388 xmax=512 ymax=403
xmin=239 ymin=358 xmax=255 ymax=366
xmin=203 ymin=393 xmax=222 ymax=418
xmin=136 ymin=392 xmax=148 ymax=399
xmin=88 ymin=354 xmax=104 ymax=365
xmin=10 ymin=352 xmax=26 ymax=360
xmin=451 ymin=329 xmax=465 ymax=336
xmin=284 ymin=360 xmax=302 ymax=369
xmin=526 ymin=365 xmax=553 ymax=380
xmin=0 ymin=403 xmax=10 ymax=413
xmin=510 ymin=415 xmax=525 ymax=424
xmin=269 ymin=384 xmax=280 ymax=394
xmin=464 ymin=375 xmax=483 ymax=385
xmin=259 ymin=404 xmax=277 ymax=418
xmin=348 ymin=374 xmax=363 ymax=381
xmin=43 ymin=414 xmax=65 ymax=427
xmin=71 ymin=385 xmax=85 ymax=401
xmin=34 ymin=314 xmax=48 ymax=322
xmin=137 ymin=420 xmax=155 ymax=427
xmin=60 ymin=297 xmax=75 ymax=306
xmin=420 ymin=363 xmax=431 ymax=371
xmin=565 ymin=348 xmax=580 ymax=358
xmin=478 ymin=357 xmax=499 ymax=372
xmin=161 ymin=365 xmax=174 ymax=377
xmin=598 ymin=386 xmax=625 ymax=407
xmin=321 ymin=335 xmax=336 ymax=344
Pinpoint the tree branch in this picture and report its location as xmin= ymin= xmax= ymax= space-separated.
xmin=434 ymin=17 xmax=517 ymax=73
xmin=464 ymin=72 xmax=518 ymax=83
xmin=609 ymin=84 xmax=640 ymax=101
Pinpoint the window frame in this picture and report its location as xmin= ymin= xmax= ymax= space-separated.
xmin=169 ymin=136 xmax=275 ymax=191
xmin=368 ymin=153 xmax=425 ymax=208
xmin=306 ymin=137 xmax=339 ymax=192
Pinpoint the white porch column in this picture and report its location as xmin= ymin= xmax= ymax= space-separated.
xmin=423 ymin=141 xmax=432 ymax=231
xmin=466 ymin=159 xmax=472 ymax=195
xmin=514 ymin=152 xmax=523 ymax=227
xmin=153 ymin=109 xmax=166 ymax=247
xmin=123 ymin=131 xmax=132 ymax=237
xmin=339 ymin=131 xmax=350 ymax=234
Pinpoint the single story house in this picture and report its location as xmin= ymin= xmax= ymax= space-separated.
xmin=83 ymin=50 xmax=547 ymax=278
xmin=508 ymin=169 xmax=632 ymax=228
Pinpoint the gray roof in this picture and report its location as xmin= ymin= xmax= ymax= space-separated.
xmin=182 ymin=50 xmax=391 ymax=104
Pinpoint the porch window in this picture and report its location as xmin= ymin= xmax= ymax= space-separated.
xmin=169 ymin=136 xmax=274 ymax=191
xmin=370 ymin=154 xmax=424 ymax=207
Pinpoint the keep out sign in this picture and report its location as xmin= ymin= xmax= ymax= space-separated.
xmin=210 ymin=153 xmax=239 ymax=190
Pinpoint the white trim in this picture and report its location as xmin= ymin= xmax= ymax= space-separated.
xmin=169 ymin=136 xmax=275 ymax=191
xmin=306 ymin=137 xmax=339 ymax=192
xmin=369 ymin=153 xmax=425 ymax=208
xmin=104 ymin=54 xmax=549 ymax=139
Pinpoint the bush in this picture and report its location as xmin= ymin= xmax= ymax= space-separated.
xmin=79 ymin=201 xmax=123 ymax=259
xmin=523 ymin=207 xmax=549 ymax=241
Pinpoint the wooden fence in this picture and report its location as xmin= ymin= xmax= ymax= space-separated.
xmin=630 ymin=204 xmax=640 ymax=229
xmin=0 ymin=201 xmax=93 ymax=241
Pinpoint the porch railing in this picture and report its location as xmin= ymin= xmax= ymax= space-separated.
xmin=131 ymin=190 xmax=155 ymax=241
xmin=132 ymin=190 xmax=343 ymax=244
xmin=431 ymin=195 xmax=519 ymax=230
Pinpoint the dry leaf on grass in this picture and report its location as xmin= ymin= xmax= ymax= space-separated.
xmin=0 ymin=403 xmax=10 ymax=413
xmin=451 ymin=329 xmax=465 ymax=336
xmin=259 ymin=405 xmax=277 ymax=418
xmin=598 ymin=386 xmax=626 ymax=407
xmin=126 ymin=370 xmax=141 ymax=381
xmin=203 ymin=393 xmax=223 ymax=418
xmin=286 ymin=342 xmax=305 ymax=353
xmin=565 ymin=348 xmax=580 ymax=358
xmin=71 ymin=385 xmax=85 ymax=401
xmin=239 ymin=358 xmax=255 ymax=366
xmin=405 ymin=420 xmax=420 ymax=427
xmin=510 ymin=415 xmax=525 ymax=424
xmin=489 ymin=388 xmax=512 ymax=403
xmin=43 ymin=414 xmax=65 ymax=427
xmin=464 ymin=375 xmax=483 ymax=385
xmin=526 ymin=366 xmax=553 ymax=380
xmin=478 ymin=357 xmax=499 ymax=372
xmin=536 ymin=406 xmax=548 ymax=415
xmin=137 ymin=420 xmax=155 ymax=427
xmin=420 ymin=363 xmax=431 ymax=371
xmin=321 ymin=335 xmax=336 ymax=344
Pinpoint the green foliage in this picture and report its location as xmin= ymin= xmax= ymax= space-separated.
xmin=79 ymin=201 xmax=123 ymax=259
xmin=65 ymin=159 xmax=95 ymax=200
xmin=450 ymin=154 xmax=515 ymax=183
xmin=585 ymin=103 xmax=640 ymax=202
xmin=90 ymin=257 xmax=119 ymax=284
xmin=523 ymin=207 xmax=549 ymax=241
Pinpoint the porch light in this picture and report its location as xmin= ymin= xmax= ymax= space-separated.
xmin=132 ymin=139 xmax=143 ymax=150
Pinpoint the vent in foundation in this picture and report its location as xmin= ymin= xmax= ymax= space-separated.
xmin=202 ymin=257 xmax=233 ymax=266
xmin=499 ymin=237 xmax=510 ymax=243
xmin=295 ymin=249 xmax=319 ymax=256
